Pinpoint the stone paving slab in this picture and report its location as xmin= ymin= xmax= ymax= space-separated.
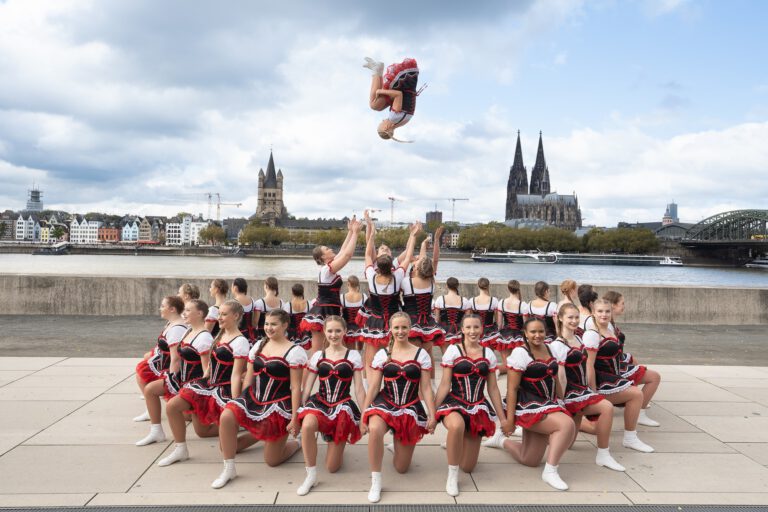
xmin=1 ymin=357 xmax=768 ymax=506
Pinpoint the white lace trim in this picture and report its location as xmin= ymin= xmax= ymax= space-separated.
xmin=597 ymin=380 xmax=633 ymax=395
xmin=438 ymin=402 xmax=498 ymax=421
xmin=515 ymin=402 xmax=564 ymax=418
xmin=564 ymin=389 xmax=601 ymax=404
xmin=228 ymin=399 xmax=292 ymax=422
xmin=365 ymin=405 xmax=427 ymax=428
xmin=298 ymin=402 xmax=360 ymax=424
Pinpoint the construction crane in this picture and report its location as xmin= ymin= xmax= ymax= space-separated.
xmin=446 ymin=198 xmax=469 ymax=223
xmin=387 ymin=197 xmax=403 ymax=226
xmin=207 ymin=193 xmax=243 ymax=221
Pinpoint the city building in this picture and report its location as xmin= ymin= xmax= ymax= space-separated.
xmin=505 ymin=131 xmax=582 ymax=231
xmin=165 ymin=215 xmax=209 ymax=246
xmin=69 ymin=216 xmax=102 ymax=244
xmin=121 ymin=218 xmax=140 ymax=241
xmin=26 ymin=186 xmax=43 ymax=212
xmin=98 ymin=224 xmax=120 ymax=243
xmin=15 ymin=214 xmax=40 ymax=241
xmin=0 ymin=211 xmax=16 ymax=241
xmin=663 ymin=201 xmax=679 ymax=225
xmin=426 ymin=210 xmax=443 ymax=225
xmin=254 ymin=151 xmax=288 ymax=226
xmin=222 ymin=217 xmax=249 ymax=242
xmin=138 ymin=217 xmax=165 ymax=243
xmin=447 ymin=232 xmax=460 ymax=248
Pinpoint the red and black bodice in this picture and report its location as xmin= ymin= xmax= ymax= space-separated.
xmin=519 ymin=349 xmax=559 ymax=404
xmin=367 ymin=277 xmax=401 ymax=326
xmin=449 ymin=351 xmax=492 ymax=405
xmin=470 ymin=298 xmax=497 ymax=332
xmin=593 ymin=334 xmax=624 ymax=377
xmin=501 ymin=302 xmax=524 ymax=332
xmin=208 ymin=342 xmax=238 ymax=387
xmin=287 ymin=303 xmax=308 ymax=337
xmin=315 ymin=351 xmax=355 ymax=406
xmin=248 ymin=346 xmax=299 ymax=405
xmin=239 ymin=301 xmax=256 ymax=341
xmin=402 ymin=278 xmax=434 ymax=325
xmin=439 ymin=307 xmax=466 ymax=334
xmin=342 ymin=303 xmax=361 ymax=327
xmin=177 ymin=338 xmax=205 ymax=385
xmin=316 ymin=273 xmax=343 ymax=309
xmin=558 ymin=341 xmax=590 ymax=392
xmin=381 ymin=355 xmax=424 ymax=407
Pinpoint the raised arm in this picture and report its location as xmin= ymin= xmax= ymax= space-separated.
xmin=364 ymin=212 xmax=376 ymax=268
xmin=432 ymin=226 xmax=444 ymax=276
xmin=332 ymin=216 xmax=361 ymax=271
xmin=396 ymin=221 xmax=421 ymax=268
xmin=376 ymin=88 xmax=403 ymax=112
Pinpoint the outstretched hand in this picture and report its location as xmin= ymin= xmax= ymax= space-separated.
xmin=435 ymin=225 xmax=445 ymax=240
xmin=410 ymin=221 xmax=423 ymax=235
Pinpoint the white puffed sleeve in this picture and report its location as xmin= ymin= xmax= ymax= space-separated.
xmin=348 ymin=349 xmax=364 ymax=371
xmin=484 ymin=348 xmax=498 ymax=371
xmin=230 ymin=336 xmax=250 ymax=359
xmin=582 ymin=330 xmax=601 ymax=352
xmin=166 ymin=325 xmax=188 ymax=347
xmin=193 ymin=332 xmax=214 ymax=354
xmin=286 ymin=346 xmax=308 ymax=369
xmin=549 ymin=339 xmax=569 ymax=365
xmin=306 ymin=350 xmax=323 ymax=373
xmin=506 ymin=346 xmax=533 ymax=372
xmin=440 ymin=344 xmax=461 ymax=368
xmin=247 ymin=341 xmax=263 ymax=363
xmin=416 ymin=347 xmax=433 ymax=370
xmin=371 ymin=349 xmax=388 ymax=370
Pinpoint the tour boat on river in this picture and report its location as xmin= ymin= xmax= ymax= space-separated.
xmin=471 ymin=251 xmax=684 ymax=267
xmin=744 ymin=257 xmax=768 ymax=270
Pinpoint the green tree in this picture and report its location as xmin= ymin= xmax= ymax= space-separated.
xmin=51 ymin=226 xmax=65 ymax=240
xmin=199 ymin=225 xmax=226 ymax=245
xmin=0 ymin=222 xmax=6 ymax=239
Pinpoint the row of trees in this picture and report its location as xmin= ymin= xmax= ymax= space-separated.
xmin=224 ymin=219 xmax=660 ymax=255
xmin=458 ymin=223 xmax=659 ymax=254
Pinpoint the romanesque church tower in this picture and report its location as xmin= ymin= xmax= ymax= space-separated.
xmin=255 ymin=151 xmax=288 ymax=226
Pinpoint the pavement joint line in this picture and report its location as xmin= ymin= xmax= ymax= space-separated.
xmin=0 ymin=356 xmax=67 ymax=389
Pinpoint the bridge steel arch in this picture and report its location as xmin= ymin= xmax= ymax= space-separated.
xmin=684 ymin=210 xmax=768 ymax=242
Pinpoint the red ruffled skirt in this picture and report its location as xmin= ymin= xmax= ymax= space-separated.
xmin=363 ymin=394 xmax=428 ymax=446
xmin=435 ymin=396 xmax=497 ymax=438
xmin=135 ymin=359 xmax=162 ymax=385
xmin=178 ymin=382 xmax=232 ymax=426
xmin=383 ymin=58 xmax=419 ymax=91
xmin=298 ymin=399 xmax=362 ymax=445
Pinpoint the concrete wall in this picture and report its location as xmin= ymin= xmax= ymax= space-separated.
xmin=1 ymin=274 xmax=766 ymax=325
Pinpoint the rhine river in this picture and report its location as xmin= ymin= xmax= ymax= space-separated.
xmin=3 ymin=254 xmax=768 ymax=287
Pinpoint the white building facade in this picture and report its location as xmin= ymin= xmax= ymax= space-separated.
xmin=165 ymin=216 xmax=209 ymax=246
xmin=69 ymin=217 xmax=102 ymax=244
xmin=15 ymin=215 xmax=40 ymax=241
xmin=121 ymin=220 xmax=139 ymax=241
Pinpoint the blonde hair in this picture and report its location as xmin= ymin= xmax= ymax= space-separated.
xmin=385 ymin=312 xmax=412 ymax=363
xmin=213 ymin=299 xmax=244 ymax=346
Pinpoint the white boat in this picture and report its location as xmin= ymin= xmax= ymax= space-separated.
xmin=471 ymin=251 xmax=557 ymax=264
xmin=660 ymin=256 xmax=684 ymax=266
xmin=745 ymin=257 xmax=768 ymax=269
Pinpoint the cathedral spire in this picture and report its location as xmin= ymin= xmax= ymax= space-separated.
xmin=509 ymin=130 xmax=528 ymax=194
xmin=529 ymin=131 xmax=550 ymax=196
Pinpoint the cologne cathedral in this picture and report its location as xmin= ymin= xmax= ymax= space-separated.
xmin=505 ymin=132 xmax=582 ymax=231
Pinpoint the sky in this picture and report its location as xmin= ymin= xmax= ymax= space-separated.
xmin=0 ymin=0 xmax=766 ymax=227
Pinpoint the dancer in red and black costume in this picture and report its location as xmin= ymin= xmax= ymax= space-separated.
xmin=231 ymin=278 xmax=258 ymax=345
xmin=583 ymin=299 xmax=655 ymax=453
xmin=433 ymin=277 xmax=471 ymax=346
xmin=160 ymin=300 xmax=252 ymax=467
xmin=576 ymin=284 xmax=598 ymax=337
xmin=301 ymin=217 xmax=362 ymax=357
xmin=550 ymin=303 xmax=625 ymax=471
xmin=205 ymin=279 xmax=229 ymax=337
xmin=284 ymin=283 xmax=312 ymax=351
xmin=213 ymin=309 xmax=307 ymax=489
xmin=435 ymin=314 xmax=505 ymax=497
xmin=557 ymin=279 xmax=578 ymax=314
xmin=470 ymin=277 xmax=501 ymax=349
xmin=136 ymin=299 xmax=213 ymax=446
xmin=402 ymin=227 xmax=446 ymax=361
xmin=524 ymin=281 xmax=558 ymax=342
xmin=496 ymin=279 xmax=528 ymax=371
xmin=296 ymin=316 xmax=365 ymax=495
xmin=340 ymin=275 xmax=366 ymax=350
xmin=254 ymin=276 xmax=285 ymax=342
xmin=358 ymin=214 xmax=418 ymax=376
xmin=362 ymin=57 xmax=422 ymax=141
xmin=361 ymin=312 xmax=437 ymax=503
xmin=603 ymin=291 xmax=661 ymax=427
xmin=485 ymin=318 xmax=574 ymax=491
xmin=133 ymin=295 xmax=188 ymax=422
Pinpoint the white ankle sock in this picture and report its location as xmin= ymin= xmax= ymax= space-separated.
xmin=541 ymin=463 xmax=568 ymax=490
xmin=158 ymin=442 xmax=189 ymax=467
xmin=211 ymin=459 xmax=236 ymax=489
xmin=368 ymin=471 xmax=382 ymax=503
xmin=135 ymin=423 xmax=166 ymax=446
xmin=595 ymin=447 xmax=625 ymax=471
xmin=446 ymin=465 xmax=459 ymax=496
xmin=297 ymin=466 xmax=317 ymax=495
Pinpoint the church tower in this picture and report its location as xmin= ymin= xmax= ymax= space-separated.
xmin=255 ymin=151 xmax=288 ymax=226
xmin=505 ymin=131 xmax=529 ymax=220
xmin=529 ymin=132 xmax=551 ymax=196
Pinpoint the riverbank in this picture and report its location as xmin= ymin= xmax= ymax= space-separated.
xmin=1 ymin=274 xmax=767 ymax=324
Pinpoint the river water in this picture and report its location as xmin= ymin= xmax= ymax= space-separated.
xmin=4 ymin=254 xmax=768 ymax=287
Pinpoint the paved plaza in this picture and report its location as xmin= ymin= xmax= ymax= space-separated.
xmin=2 ymin=357 xmax=768 ymax=507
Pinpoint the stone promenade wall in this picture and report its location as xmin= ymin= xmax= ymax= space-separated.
xmin=1 ymin=274 xmax=766 ymax=325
